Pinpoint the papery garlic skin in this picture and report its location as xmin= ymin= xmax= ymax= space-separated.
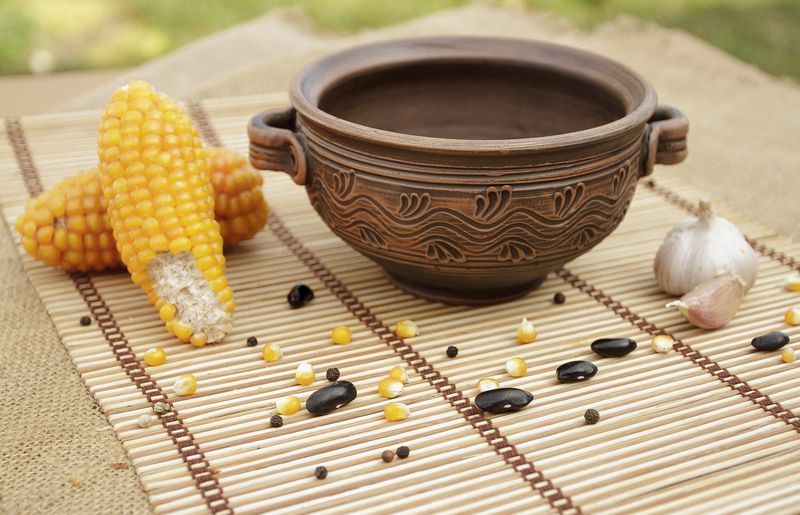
xmin=666 ymin=272 xmax=746 ymax=329
xmin=654 ymin=199 xmax=758 ymax=296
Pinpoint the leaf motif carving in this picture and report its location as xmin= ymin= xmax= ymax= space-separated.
xmin=497 ymin=238 xmax=536 ymax=263
xmin=398 ymin=192 xmax=431 ymax=218
xmin=425 ymin=239 xmax=466 ymax=263
xmin=357 ymin=224 xmax=386 ymax=248
xmin=475 ymin=185 xmax=512 ymax=222
xmin=553 ymin=182 xmax=586 ymax=218
xmin=332 ymin=169 xmax=355 ymax=198
xmin=569 ymin=226 xmax=600 ymax=249
xmin=611 ymin=166 xmax=628 ymax=199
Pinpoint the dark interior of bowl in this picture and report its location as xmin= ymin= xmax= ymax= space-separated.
xmin=318 ymin=59 xmax=629 ymax=140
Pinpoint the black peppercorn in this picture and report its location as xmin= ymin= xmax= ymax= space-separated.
xmin=446 ymin=346 xmax=458 ymax=358
xmin=270 ymin=414 xmax=283 ymax=428
xmin=381 ymin=450 xmax=395 ymax=463
xmin=246 ymin=336 xmax=258 ymax=347
xmin=584 ymin=409 xmax=600 ymax=425
xmin=314 ymin=466 xmax=328 ymax=479
xmin=396 ymin=446 xmax=410 ymax=459
xmin=553 ymin=292 xmax=566 ymax=304
xmin=79 ymin=315 xmax=92 ymax=326
xmin=326 ymin=367 xmax=340 ymax=382
xmin=287 ymin=283 xmax=314 ymax=309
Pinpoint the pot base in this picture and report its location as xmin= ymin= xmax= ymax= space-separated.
xmin=387 ymin=273 xmax=547 ymax=306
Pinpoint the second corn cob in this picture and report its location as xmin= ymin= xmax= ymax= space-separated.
xmin=98 ymin=80 xmax=233 ymax=345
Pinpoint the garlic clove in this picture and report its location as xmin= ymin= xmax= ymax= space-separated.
xmin=666 ymin=272 xmax=746 ymax=329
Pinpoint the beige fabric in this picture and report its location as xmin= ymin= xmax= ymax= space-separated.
xmin=4 ymin=4 xmax=799 ymax=513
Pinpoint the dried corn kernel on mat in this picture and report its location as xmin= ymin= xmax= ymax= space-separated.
xmin=2 ymin=93 xmax=800 ymax=515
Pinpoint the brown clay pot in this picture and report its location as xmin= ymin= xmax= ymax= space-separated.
xmin=248 ymin=37 xmax=688 ymax=305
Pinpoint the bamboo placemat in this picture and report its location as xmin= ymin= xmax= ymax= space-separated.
xmin=2 ymin=93 xmax=800 ymax=514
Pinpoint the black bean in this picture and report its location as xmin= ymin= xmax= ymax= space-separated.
xmin=314 ymin=466 xmax=327 ymax=479
xmin=591 ymin=338 xmax=637 ymax=357
xmin=556 ymin=361 xmax=598 ymax=382
xmin=246 ymin=336 xmax=258 ymax=347
xmin=446 ymin=346 xmax=458 ymax=358
xmin=475 ymin=387 xmax=534 ymax=413
xmin=306 ymin=381 xmax=357 ymax=415
xmin=751 ymin=331 xmax=790 ymax=351
xmin=326 ymin=367 xmax=340 ymax=382
xmin=79 ymin=315 xmax=92 ymax=326
xmin=584 ymin=409 xmax=600 ymax=425
xmin=553 ymin=292 xmax=566 ymax=304
xmin=287 ymin=283 xmax=314 ymax=309
xmin=396 ymin=446 xmax=410 ymax=459
xmin=270 ymin=414 xmax=283 ymax=428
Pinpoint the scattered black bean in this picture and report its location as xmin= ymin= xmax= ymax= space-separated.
xmin=306 ymin=381 xmax=357 ymax=415
xmin=751 ymin=331 xmax=790 ymax=351
xmin=396 ymin=446 xmax=410 ymax=459
xmin=446 ymin=346 xmax=458 ymax=358
xmin=556 ymin=360 xmax=598 ymax=382
xmin=246 ymin=336 xmax=258 ymax=347
xmin=287 ymin=283 xmax=314 ymax=309
xmin=326 ymin=367 xmax=341 ymax=382
xmin=270 ymin=414 xmax=283 ymax=428
xmin=79 ymin=315 xmax=92 ymax=326
xmin=475 ymin=387 xmax=534 ymax=413
xmin=584 ymin=409 xmax=600 ymax=425
xmin=591 ymin=338 xmax=637 ymax=357
xmin=314 ymin=466 xmax=328 ymax=479
xmin=381 ymin=450 xmax=395 ymax=463
xmin=553 ymin=292 xmax=566 ymax=304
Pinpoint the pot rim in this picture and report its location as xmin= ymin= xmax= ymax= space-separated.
xmin=290 ymin=36 xmax=658 ymax=155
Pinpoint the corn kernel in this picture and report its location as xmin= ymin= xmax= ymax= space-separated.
xmin=389 ymin=365 xmax=408 ymax=384
xmin=384 ymin=402 xmax=410 ymax=422
xmin=173 ymin=373 xmax=197 ymax=396
xmin=276 ymin=395 xmax=301 ymax=416
xmin=143 ymin=347 xmax=166 ymax=366
xmin=516 ymin=317 xmax=537 ymax=343
xmin=295 ymin=361 xmax=315 ymax=386
xmin=378 ymin=377 xmax=404 ymax=398
xmin=785 ymin=306 xmax=800 ymax=326
xmin=395 ymin=320 xmax=419 ymax=339
xmin=331 ymin=325 xmax=352 ymax=345
xmin=782 ymin=347 xmax=796 ymax=363
xmin=505 ymin=357 xmax=527 ymax=377
xmin=785 ymin=273 xmax=800 ymax=292
xmin=652 ymin=335 xmax=675 ymax=353
xmin=189 ymin=333 xmax=207 ymax=348
xmin=262 ymin=342 xmax=283 ymax=362
xmin=477 ymin=378 xmax=500 ymax=392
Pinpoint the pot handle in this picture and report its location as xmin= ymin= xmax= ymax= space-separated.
xmin=248 ymin=107 xmax=307 ymax=185
xmin=640 ymin=105 xmax=689 ymax=177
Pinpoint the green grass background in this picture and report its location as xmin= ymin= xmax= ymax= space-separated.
xmin=1 ymin=0 xmax=797 ymax=80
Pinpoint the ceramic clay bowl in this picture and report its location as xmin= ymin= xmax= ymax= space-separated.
xmin=248 ymin=37 xmax=688 ymax=305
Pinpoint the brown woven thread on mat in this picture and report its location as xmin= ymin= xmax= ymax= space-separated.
xmin=187 ymin=102 xmax=582 ymax=515
xmin=557 ymin=267 xmax=800 ymax=432
xmin=645 ymin=179 xmax=800 ymax=272
xmin=5 ymin=117 xmax=233 ymax=514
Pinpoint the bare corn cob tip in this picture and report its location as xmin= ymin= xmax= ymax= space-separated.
xmin=97 ymin=80 xmax=233 ymax=344
xmin=15 ymin=148 xmax=267 ymax=271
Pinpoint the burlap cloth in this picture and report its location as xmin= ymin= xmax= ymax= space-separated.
xmin=3 ymin=4 xmax=798 ymax=513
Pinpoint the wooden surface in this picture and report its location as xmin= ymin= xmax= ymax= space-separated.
xmin=2 ymin=92 xmax=800 ymax=514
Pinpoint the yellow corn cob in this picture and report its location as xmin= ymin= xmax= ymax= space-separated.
xmin=97 ymin=80 xmax=233 ymax=345
xmin=15 ymin=148 xmax=267 ymax=271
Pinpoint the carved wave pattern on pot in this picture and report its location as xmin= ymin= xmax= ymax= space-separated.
xmin=331 ymin=169 xmax=355 ymax=198
xmin=356 ymin=223 xmax=387 ymax=249
xmin=398 ymin=192 xmax=430 ymax=218
xmin=425 ymin=238 xmax=466 ymax=263
xmin=553 ymin=182 xmax=586 ymax=218
xmin=497 ymin=238 xmax=536 ymax=263
xmin=475 ymin=186 xmax=512 ymax=222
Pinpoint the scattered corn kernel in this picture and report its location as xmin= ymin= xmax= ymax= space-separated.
xmin=477 ymin=378 xmax=500 ymax=392
xmin=652 ymin=335 xmax=674 ymax=354
xmin=261 ymin=342 xmax=283 ymax=362
xmin=782 ymin=347 xmax=796 ymax=363
xmin=785 ymin=306 xmax=800 ymax=326
xmin=153 ymin=402 xmax=170 ymax=415
xmin=173 ymin=373 xmax=197 ymax=396
xmin=389 ymin=365 xmax=408 ymax=384
xmin=331 ymin=325 xmax=352 ymax=345
xmin=276 ymin=395 xmax=301 ymax=416
xmin=295 ymin=361 xmax=315 ymax=385
xmin=505 ymin=357 xmax=527 ymax=377
xmin=378 ymin=377 xmax=404 ymax=398
xmin=516 ymin=317 xmax=537 ymax=343
xmin=785 ymin=273 xmax=800 ymax=292
xmin=137 ymin=414 xmax=153 ymax=428
xmin=395 ymin=320 xmax=419 ymax=339
xmin=384 ymin=402 xmax=410 ymax=421
xmin=143 ymin=347 xmax=166 ymax=366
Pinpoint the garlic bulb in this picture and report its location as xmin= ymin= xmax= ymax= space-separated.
xmin=654 ymin=199 xmax=758 ymax=295
xmin=666 ymin=272 xmax=746 ymax=329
